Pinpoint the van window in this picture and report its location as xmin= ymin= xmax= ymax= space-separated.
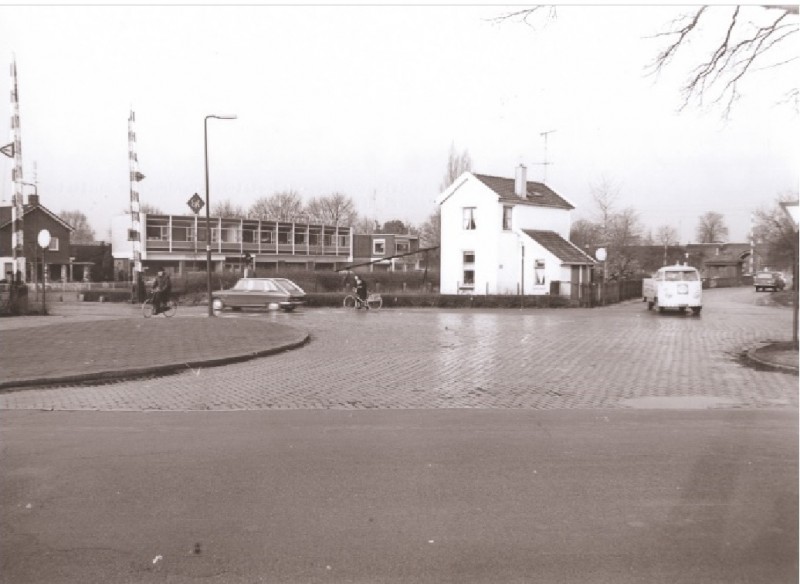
xmin=664 ymin=270 xmax=699 ymax=281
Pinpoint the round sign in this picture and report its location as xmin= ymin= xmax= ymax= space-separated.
xmin=37 ymin=229 xmax=51 ymax=249
xmin=595 ymin=247 xmax=607 ymax=261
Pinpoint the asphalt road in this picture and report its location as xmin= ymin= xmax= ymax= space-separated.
xmin=1 ymin=409 xmax=796 ymax=584
xmin=1 ymin=287 xmax=797 ymax=583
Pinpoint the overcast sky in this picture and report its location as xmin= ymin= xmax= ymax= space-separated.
xmin=0 ymin=4 xmax=797 ymax=243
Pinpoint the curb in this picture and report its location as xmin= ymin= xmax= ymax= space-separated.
xmin=0 ymin=332 xmax=311 ymax=391
xmin=744 ymin=343 xmax=799 ymax=375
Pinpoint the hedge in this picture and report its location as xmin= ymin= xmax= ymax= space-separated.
xmin=302 ymin=293 xmax=573 ymax=309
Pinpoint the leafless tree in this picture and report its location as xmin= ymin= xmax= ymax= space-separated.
xmin=440 ymin=143 xmax=473 ymax=192
xmin=590 ymin=176 xmax=621 ymax=241
xmin=753 ymin=193 xmax=798 ymax=273
xmin=211 ymin=199 xmax=246 ymax=219
xmin=655 ymin=224 xmax=680 ymax=265
xmin=305 ymin=192 xmax=358 ymax=226
xmin=139 ymin=202 xmax=163 ymax=215
xmin=248 ymin=190 xmax=303 ymax=221
xmin=648 ymin=5 xmax=798 ymax=116
xmin=416 ymin=208 xmax=442 ymax=270
xmin=569 ymin=218 xmax=602 ymax=250
xmin=655 ymin=225 xmax=679 ymax=247
xmin=353 ymin=216 xmax=380 ymax=235
xmin=695 ymin=211 xmax=729 ymax=243
xmin=59 ymin=210 xmax=96 ymax=243
xmin=495 ymin=5 xmax=798 ymax=116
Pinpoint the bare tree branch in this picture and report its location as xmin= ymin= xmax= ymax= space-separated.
xmin=648 ymin=5 xmax=798 ymax=117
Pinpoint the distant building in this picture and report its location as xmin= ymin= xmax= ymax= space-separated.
xmin=435 ymin=165 xmax=594 ymax=296
xmin=351 ymin=233 xmax=421 ymax=272
xmin=111 ymin=212 xmax=353 ymax=277
xmin=0 ymin=194 xmax=74 ymax=282
xmin=70 ymin=242 xmax=114 ymax=282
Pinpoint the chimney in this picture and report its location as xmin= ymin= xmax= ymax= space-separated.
xmin=27 ymin=194 xmax=39 ymax=207
xmin=515 ymin=164 xmax=527 ymax=198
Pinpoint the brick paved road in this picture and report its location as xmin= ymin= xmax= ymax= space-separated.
xmin=0 ymin=287 xmax=796 ymax=411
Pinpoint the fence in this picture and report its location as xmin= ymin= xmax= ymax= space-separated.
xmin=574 ymin=280 xmax=643 ymax=308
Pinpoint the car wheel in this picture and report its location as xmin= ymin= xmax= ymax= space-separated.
xmin=691 ymin=307 xmax=702 ymax=315
xmin=212 ymin=298 xmax=224 ymax=311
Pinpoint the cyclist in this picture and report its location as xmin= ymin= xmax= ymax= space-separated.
xmin=151 ymin=267 xmax=172 ymax=315
xmin=354 ymin=275 xmax=369 ymax=309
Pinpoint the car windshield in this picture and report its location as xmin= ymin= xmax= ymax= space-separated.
xmin=273 ymin=279 xmax=304 ymax=294
xmin=232 ymin=279 xmax=279 ymax=292
xmin=663 ymin=270 xmax=699 ymax=282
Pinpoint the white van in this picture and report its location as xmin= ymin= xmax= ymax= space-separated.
xmin=642 ymin=265 xmax=703 ymax=315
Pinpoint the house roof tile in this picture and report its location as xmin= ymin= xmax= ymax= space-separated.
xmin=474 ymin=174 xmax=574 ymax=210
xmin=522 ymin=229 xmax=596 ymax=265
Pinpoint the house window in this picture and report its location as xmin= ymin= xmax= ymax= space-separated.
xmin=463 ymin=250 xmax=475 ymax=287
xmin=534 ymin=259 xmax=546 ymax=286
xmin=396 ymin=241 xmax=410 ymax=254
xmin=146 ymin=225 xmax=168 ymax=241
xmin=223 ymin=227 xmax=240 ymax=243
xmin=48 ymin=237 xmax=59 ymax=251
xmin=242 ymin=227 xmax=257 ymax=243
xmin=463 ymin=207 xmax=476 ymax=230
xmin=171 ymin=226 xmax=195 ymax=242
xmin=502 ymin=206 xmax=513 ymax=230
xmin=373 ymin=239 xmax=386 ymax=255
xmin=260 ymin=230 xmax=274 ymax=244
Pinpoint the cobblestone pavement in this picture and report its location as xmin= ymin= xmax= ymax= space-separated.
xmin=0 ymin=287 xmax=796 ymax=411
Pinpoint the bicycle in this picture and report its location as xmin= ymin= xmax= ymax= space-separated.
xmin=343 ymin=291 xmax=382 ymax=310
xmin=142 ymin=290 xmax=177 ymax=318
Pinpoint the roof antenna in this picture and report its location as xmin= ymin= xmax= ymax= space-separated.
xmin=533 ymin=129 xmax=556 ymax=183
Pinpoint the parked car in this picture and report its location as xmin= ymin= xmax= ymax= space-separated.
xmin=211 ymin=277 xmax=306 ymax=312
xmin=754 ymin=271 xmax=785 ymax=292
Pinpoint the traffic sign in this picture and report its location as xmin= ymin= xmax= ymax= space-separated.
xmin=187 ymin=193 xmax=204 ymax=214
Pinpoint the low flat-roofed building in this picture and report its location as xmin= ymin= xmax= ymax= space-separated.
xmin=112 ymin=212 xmax=353 ymax=276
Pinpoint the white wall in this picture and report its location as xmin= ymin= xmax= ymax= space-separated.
xmin=520 ymin=239 xmax=563 ymax=295
xmin=439 ymin=177 xmax=501 ymax=294
xmin=514 ymin=204 xmax=571 ymax=239
xmin=111 ymin=214 xmax=133 ymax=259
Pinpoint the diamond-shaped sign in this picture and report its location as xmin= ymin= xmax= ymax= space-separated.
xmin=187 ymin=193 xmax=205 ymax=214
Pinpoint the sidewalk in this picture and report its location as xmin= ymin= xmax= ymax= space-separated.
xmin=0 ymin=305 xmax=309 ymax=389
xmin=748 ymin=341 xmax=799 ymax=373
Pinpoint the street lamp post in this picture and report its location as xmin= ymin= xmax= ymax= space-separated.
xmin=37 ymin=229 xmax=50 ymax=315
xmin=779 ymin=201 xmax=799 ymax=349
xmin=204 ymin=114 xmax=237 ymax=317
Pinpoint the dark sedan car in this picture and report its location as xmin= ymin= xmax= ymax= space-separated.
xmin=754 ymin=272 xmax=785 ymax=292
xmin=211 ymin=277 xmax=306 ymax=312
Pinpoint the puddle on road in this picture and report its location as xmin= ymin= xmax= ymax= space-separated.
xmin=621 ymin=396 xmax=741 ymax=409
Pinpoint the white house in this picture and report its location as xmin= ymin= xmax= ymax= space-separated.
xmin=435 ymin=165 xmax=595 ymax=297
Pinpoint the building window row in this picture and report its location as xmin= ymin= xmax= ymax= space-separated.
xmin=463 ymin=250 xmax=475 ymax=286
